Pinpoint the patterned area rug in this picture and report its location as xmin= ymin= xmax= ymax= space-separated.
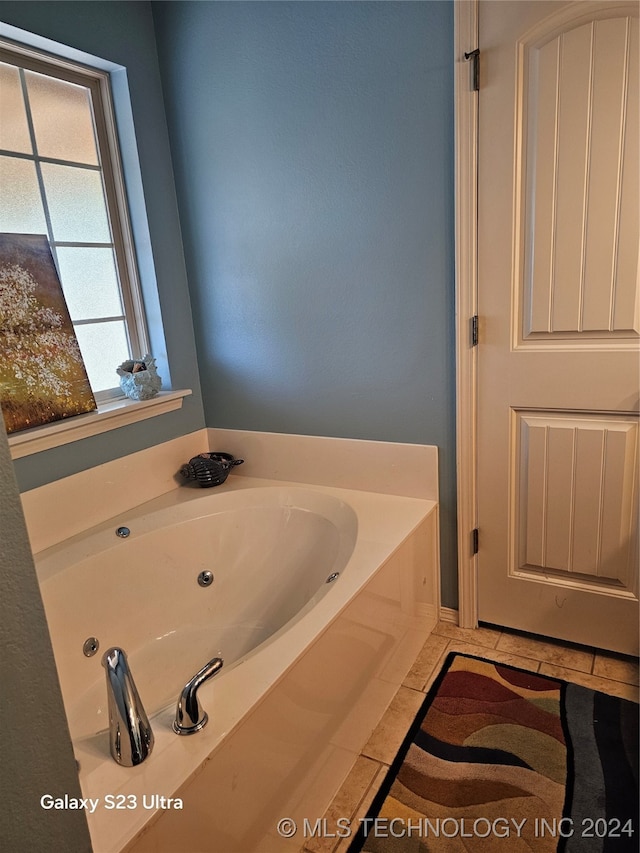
xmin=350 ymin=652 xmax=638 ymax=852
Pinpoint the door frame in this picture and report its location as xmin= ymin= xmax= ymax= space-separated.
xmin=454 ymin=0 xmax=479 ymax=628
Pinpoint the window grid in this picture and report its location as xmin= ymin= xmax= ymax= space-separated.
xmin=18 ymin=68 xmax=128 ymax=338
xmin=0 ymin=42 xmax=149 ymax=397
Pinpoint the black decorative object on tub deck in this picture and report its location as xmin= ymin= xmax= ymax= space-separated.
xmin=179 ymin=453 xmax=244 ymax=488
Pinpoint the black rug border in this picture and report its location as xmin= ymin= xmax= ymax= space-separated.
xmin=347 ymin=650 xmax=638 ymax=853
xmin=557 ymin=680 xmax=573 ymax=853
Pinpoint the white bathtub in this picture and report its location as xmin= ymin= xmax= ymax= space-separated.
xmin=38 ymin=485 xmax=358 ymax=742
xmin=35 ymin=477 xmax=438 ymax=853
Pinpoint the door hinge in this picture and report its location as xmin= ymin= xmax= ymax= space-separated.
xmin=472 ymin=528 xmax=479 ymax=555
xmin=471 ymin=315 xmax=479 ymax=346
xmin=464 ymin=48 xmax=480 ymax=91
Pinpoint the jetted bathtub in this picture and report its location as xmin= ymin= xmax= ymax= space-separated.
xmin=35 ymin=477 xmax=438 ymax=853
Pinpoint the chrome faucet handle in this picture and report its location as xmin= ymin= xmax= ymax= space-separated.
xmin=173 ymin=656 xmax=224 ymax=735
xmin=102 ymin=647 xmax=154 ymax=766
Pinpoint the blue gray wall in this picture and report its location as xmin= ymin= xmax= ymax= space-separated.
xmin=0 ymin=0 xmax=458 ymax=606
xmin=152 ymin=1 xmax=458 ymax=606
xmin=0 ymin=418 xmax=92 ymax=852
xmin=0 ymin=4 xmax=457 ymax=841
xmin=0 ymin=1 xmax=206 ymax=491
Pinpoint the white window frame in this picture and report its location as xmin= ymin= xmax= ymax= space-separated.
xmin=0 ymin=37 xmax=149 ymax=399
xmin=0 ymin=32 xmax=190 ymax=459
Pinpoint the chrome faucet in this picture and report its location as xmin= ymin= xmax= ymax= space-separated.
xmin=102 ymin=647 xmax=154 ymax=766
xmin=173 ymin=656 xmax=224 ymax=735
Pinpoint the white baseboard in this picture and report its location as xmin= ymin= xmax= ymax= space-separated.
xmin=439 ymin=606 xmax=459 ymax=625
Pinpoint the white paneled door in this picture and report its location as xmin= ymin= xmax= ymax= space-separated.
xmin=477 ymin=1 xmax=639 ymax=654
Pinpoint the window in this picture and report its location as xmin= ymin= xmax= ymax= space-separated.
xmin=0 ymin=40 xmax=148 ymax=398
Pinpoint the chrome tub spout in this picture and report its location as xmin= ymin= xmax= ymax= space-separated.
xmin=173 ymin=656 xmax=224 ymax=735
xmin=102 ymin=647 xmax=154 ymax=766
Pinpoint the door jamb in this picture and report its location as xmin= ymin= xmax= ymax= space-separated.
xmin=454 ymin=0 xmax=479 ymax=628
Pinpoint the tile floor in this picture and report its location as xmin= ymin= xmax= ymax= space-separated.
xmin=300 ymin=621 xmax=639 ymax=853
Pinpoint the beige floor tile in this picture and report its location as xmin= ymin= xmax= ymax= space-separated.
xmin=496 ymin=631 xmax=594 ymax=673
xmin=539 ymin=662 xmax=640 ymax=701
xmin=593 ymin=652 xmax=639 ymax=686
xmin=422 ymin=652 xmax=451 ymax=693
xmin=433 ymin=621 xmax=502 ymax=649
xmin=332 ymin=764 xmax=389 ymax=853
xmin=443 ymin=639 xmax=542 ymax=673
xmin=303 ymin=756 xmax=381 ymax=853
xmin=402 ymin=632 xmax=450 ymax=690
xmin=361 ymin=686 xmax=425 ymax=765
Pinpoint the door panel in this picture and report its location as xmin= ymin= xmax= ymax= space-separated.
xmin=516 ymin=412 xmax=638 ymax=584
xmin=521 ymin=10 xmax=639 ymax=342
xmin=477 ymin=0 xmax=639 ymax=654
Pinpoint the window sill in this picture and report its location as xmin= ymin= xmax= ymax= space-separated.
xmin=8 ymin=389 xmax=192 ymax=460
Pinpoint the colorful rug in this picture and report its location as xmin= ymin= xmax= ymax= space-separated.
xmin=350 ymin=652 xmax=638 ymax=852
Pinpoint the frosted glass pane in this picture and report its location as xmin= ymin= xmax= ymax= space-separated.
xmin=0 ymin=155 xmax=47 ymax=232
xmin=0 ymin=63 xmax=31 ymax=153
xmin=25 ymin=70 xmax=98 ymax=166
xmin=74 ymin=320 xmax=129 ymax=392
xmin=41 ymin=163 xmax=110 ymax=242
xmin=56 ymin=247 xmax=123 ymax=320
